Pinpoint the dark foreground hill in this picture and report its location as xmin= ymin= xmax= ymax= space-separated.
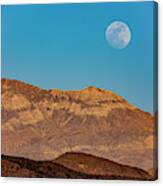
xmin=1 ymin=153 xmax=153 ymax=180
xmin=55 ymin=152 xmax=154 ymax=180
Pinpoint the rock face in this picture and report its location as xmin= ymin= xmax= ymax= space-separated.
xmin=1 ymin=78 xmax=157 ymax=178
xmin=1 ymin=153 xmax=151 ymax=180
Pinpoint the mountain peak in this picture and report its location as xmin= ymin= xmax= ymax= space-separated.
xmin=82 ymin=86 xmax=115 ymax=94
xmin=83 ymin=86 xmax=102 ymax=91
xmin=1 ymin=78 xmax=44 ymax=93
xmin=50 ymin=86 xmax=123 ymax=101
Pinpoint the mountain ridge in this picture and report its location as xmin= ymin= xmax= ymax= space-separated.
xmin=1 ymin=78 xmax=132 ymax=106
xmin=1 ymin=78 xmax=153 ymax=117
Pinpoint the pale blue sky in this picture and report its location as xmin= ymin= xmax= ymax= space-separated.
xmin=2 ymin=2 xmax=157 ymax=113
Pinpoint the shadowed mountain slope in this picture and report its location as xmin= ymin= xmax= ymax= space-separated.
xmin=54 ymin=152 xmax=153 ymax=180
xmin=1 ymin=153 xmax=153 ymax=180
xmin=1 ymin=78 xmax=157 ymax=177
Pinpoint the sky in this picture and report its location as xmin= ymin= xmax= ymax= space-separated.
xmin=1 ymin=2 xmax=157 ymax=113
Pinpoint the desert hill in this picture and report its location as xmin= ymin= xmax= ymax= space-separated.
xmin=1 ymin=153 xmax=152 ymax=180
xmin=1 ymin=78 xmax=157 ymax=178
xmin=54 ymin=152 xmax=152 ymax=180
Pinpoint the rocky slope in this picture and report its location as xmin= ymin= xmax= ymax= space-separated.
xmin=1 ymin=78 xmax=157 ymax=178
xmin=1 ymin=153 xmax=152 ymax=180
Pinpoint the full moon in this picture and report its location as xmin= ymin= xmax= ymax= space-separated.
xmin=105 ymin=21 xmax=131 ymax=49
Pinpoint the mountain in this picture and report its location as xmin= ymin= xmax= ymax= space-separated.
xmin=1 ymin=78 xmax=157 ymax=179
xmin=1 ymin=153 xmax=152 ymax=180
